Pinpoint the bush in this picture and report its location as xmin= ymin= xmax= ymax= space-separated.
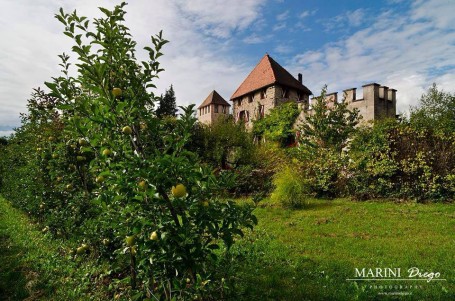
xmin=348 ymin=119 xmax=455 ymax=202
xmin=271 ymin=166 xmax=308 ymax=208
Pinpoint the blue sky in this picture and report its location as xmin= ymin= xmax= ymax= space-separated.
xmin=1 ymin=0 xmax=454 ymax=136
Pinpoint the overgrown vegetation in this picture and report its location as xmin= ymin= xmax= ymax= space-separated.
xmin=253 ymin=102 xmax=300 ymax=146
xmin=0 ymin=2 xmax=454 ymax=300
xmin=0 ymin=3 xmax=256 ymax=300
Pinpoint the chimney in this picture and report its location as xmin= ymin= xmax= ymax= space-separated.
xmin=298 ymin=73 xmax=302 ymax=83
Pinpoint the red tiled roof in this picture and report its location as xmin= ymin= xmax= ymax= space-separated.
xmin=198 ymin=90 xmax=231 ymax=109
xmin=230 ymin=54 xmax=312 ymax=100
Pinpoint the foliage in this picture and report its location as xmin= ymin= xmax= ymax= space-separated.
xmin=348 ymin=119 xmax=455 ymax=201
xmin=253 ymin=102 xmax=300 ymax=146
xmin=295 ymin=86 xmax=361 ymax=198
xmin=0 ymin=3 xmax=256 ymax=300
xmin=270 ymin=166 xmax=308 ymax=208
xmin=229 ymin=165 xmax=274 ymax=200
xmin=410 ymin=83 xmax=455 ymax=135
xmin=198 ymin=115 xmax=255 ymax=169
xmin=300 ymin=85 xmax=361 ymax=152
xmin=156 ymin=84 xmax=177 ymax=118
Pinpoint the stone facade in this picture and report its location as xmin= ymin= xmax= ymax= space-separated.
xmin=232 ymin=85 xmax=310 ymax=129
xmin=197 ymin=90 xmax=231 ymax=125
xmin=196 ymin=55 xmax=397 ymax=127
xmin=198 ymin=103 xmax=230 ymax=125
xmin=343 ymin=83 xmax=397 ymax=123
xmin=296 ymin=83 xmax=397 ymax=125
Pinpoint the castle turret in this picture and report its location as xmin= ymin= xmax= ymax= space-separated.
xmin=197 ymin=90 xmax=231 ymax=125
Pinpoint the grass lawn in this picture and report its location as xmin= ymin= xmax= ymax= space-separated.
xmin=0 ymin=196 xmax=110 ymax=301
xmin=1 ymin=195 xmax=453 ymax=300
xmin=229 ymin=198 xmax=455 ymax=300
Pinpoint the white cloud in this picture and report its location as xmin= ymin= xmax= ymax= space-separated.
xmin=276 ymin=10 xmax=289 ymax=21
xmin=0 ymin=0 xmax=266 ymax=128
xmin=242 ymin=33 xmax=272 ymax=44
xmin=322 ymin=8 xmax=366 ymax=32
xmin=274 ymin=45 xmax=293 ymax=54
xmin=175 ymin=0 xmax=265 ymax=38
xmin=290 ymin=0 xmax=455 ymax=114
xmin=273 ymin=23 xmax=287 ymax=31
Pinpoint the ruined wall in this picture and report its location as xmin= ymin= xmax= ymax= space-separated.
xmin=295 ymin=83 xmax=397 ymax=128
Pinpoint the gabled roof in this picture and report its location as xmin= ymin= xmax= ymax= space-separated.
xmin=230 ymin=54 xmax=312 ymax=100
xmin=198 ymin=90 xmax=231 ymax=109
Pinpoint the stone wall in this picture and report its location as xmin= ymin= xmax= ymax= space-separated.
xmin=232 ymin=85 xmax=310 ymax=129
xmin=198 ymin=104 xmax=230 ymax=125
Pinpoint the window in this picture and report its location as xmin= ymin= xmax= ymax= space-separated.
xmin=215 ymin=105 xmax=219 ymax=113
xmin=282 ymin=88 xmax=288 ymax=98
xmin=259 ymin=105 xmax=265 ymax=118
xmin=248 ymin=94 xmax=253 ymax=103
xmin=238 ymin=110 xmax=249 ymax=123
xmin=238 ymin=99 xmax=242 ymax=106
xmin=260 ymin=89 xmax=266 ymax=99
xmin=208 ymin=105 xmax=210 ymax=113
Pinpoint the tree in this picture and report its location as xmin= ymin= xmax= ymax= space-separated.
xmin=410 ymin=83 xmax=455 ymax=134
xmin=1 ymin=3 xmax=256 ymax=300
xmin=296 ymin=86 xmax=361 ymax=197
xmin=200 ymin=115 xmax=254 ymax=169
xmin=253 ymin=102 xmax=300 ymax=146
xmin=299 ymin=85 xmax=361 ymax=152
xmin=156 ymin=85 xmax=177 ymax=118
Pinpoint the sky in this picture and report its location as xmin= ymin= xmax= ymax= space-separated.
xmin=1 ymin=0 xmax=454 ymax=136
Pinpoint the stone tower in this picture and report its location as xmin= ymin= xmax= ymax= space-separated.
xmin=197 ymin=90 xmax=231 ymax=125
xmin=230 ymin=54 xmax=312 ymax=128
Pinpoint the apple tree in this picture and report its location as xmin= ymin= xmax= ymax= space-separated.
xmin=27 ymin=2 xmax=256 ymax=300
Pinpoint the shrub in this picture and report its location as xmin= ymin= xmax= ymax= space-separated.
xmin=271 ymin=166 xmax=308 ymax=208
xmin=348 ymin=119 xmax=455 ymax=202
xmin=253 ymin=102 xmax=300 ymax=146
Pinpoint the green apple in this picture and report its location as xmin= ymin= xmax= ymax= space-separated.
xmin=138 ymin=180 xmax=147 ymax=190
xmin=78 ymin=138 xmax=88 ymax=146
xmin=96 ymin=176 xmax=105 ymax=183
xmin=112 ymin=87 xmax=122 ymax=97
xmin=171 ymin=184 xmax=187 ymax=198
xmin=125 ymin=235 xmax=135 ymax=246
xmin=122 ymin=126 xmax=132 ymax=135
xmin=149 ymin=231 xmax=159 ymax=241
xmin=102 ymin=149 xmax=112 ymax=156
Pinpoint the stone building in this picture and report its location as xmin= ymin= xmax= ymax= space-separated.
xmin=196 ymin=54 xmax=397 ymax=126
xmin=343 ymin=83 xmax=397 ymax=122
xmin=229 ymin=54 xmax=312 ymax=128
xmin=298 ymin=83 xmax=397 ymax=124
xmin=197 ymin=90 xmax=231 ymax=125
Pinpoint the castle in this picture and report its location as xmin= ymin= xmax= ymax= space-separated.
xmin=197 ymin=54 xmax=397 ymax=126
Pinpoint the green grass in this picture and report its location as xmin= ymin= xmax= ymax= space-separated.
xmin=1 ymin=195 xmax=454 ymax=300
xmin=229 ymin=198 xmax=455 ymax=300
xmin=0 ymin=196 xmax=110 ymax=300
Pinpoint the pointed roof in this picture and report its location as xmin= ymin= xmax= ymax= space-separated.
xmin=198 ymin=90 xmax=231 ymax=109
xmin=230 ymin=54 xmax=312 ymax=100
